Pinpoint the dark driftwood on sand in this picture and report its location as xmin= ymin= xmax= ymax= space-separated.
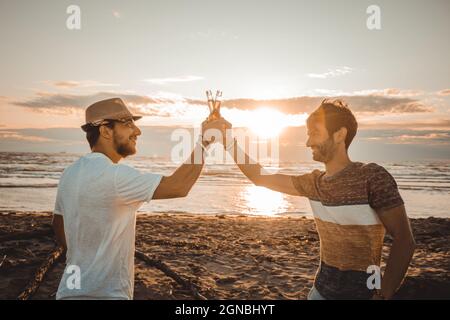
xmin=135 ymin=249 xmax=207 ymax=300
xmin=4 ymin=226 xmax=206 ymax=300
xmin=17 ymin=246 xmax=65 ymax=300
xmin=0 ymin=227 xmax=53 ymax=242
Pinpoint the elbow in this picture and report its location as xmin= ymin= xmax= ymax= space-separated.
xmin=253 ymin=179 xmax=263 ymax=187
xmin=394 ymin=232 xmax=416 ymax=253
xmin=250 ymin=175 xmax=264 ymax=187
xmin=177 ymin=190 xmax=189 ymax=198
xmin=174 ymin=186 xmax=190 ymax=198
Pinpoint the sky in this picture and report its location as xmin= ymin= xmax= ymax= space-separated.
xmin=0 ymin=0 xmax=449 ymax=161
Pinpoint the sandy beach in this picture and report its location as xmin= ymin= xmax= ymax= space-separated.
xmin=0 ymin=211 xmax=449 ymax=300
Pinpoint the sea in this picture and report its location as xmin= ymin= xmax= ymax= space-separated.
xmin=0 ymin=152 xmax=449 ymax=218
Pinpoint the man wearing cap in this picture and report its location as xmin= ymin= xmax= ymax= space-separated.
xmin=52 ymin=97 xmax=227 ymax=300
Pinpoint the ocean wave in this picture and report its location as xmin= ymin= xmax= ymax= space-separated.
xmin=1 ymin=153 xmax=449 ymax=193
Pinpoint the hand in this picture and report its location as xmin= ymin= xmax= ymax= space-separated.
xmin=201 ymin=117 xmax=232 ymax=146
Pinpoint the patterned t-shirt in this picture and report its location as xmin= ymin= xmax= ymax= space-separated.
xmin=291 ymin=162 xmax=404 ymax=299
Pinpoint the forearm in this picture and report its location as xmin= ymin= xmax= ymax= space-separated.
xmin=380 ymin=236 xmax=415 ymax=299
xmin=55 ymin=232 xmax=67 ymax=250
xmin=169 ymin=142 xmax=205 ymax=196
xmin=227 ymin=139 xmax=300 ymax=195
xmin=52 ymin=216 xmax=67 ymax=250
xmin=228 ymin=139 xmax=264 ymax=185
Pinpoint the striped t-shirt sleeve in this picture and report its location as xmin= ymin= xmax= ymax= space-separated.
xmin=367 ymin=164 xmax=404 ymax=212
xmin=291 ymin=170 xmax=321 ymax=198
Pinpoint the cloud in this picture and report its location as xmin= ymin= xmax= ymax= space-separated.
xmin=0 ymin=130 xmax=54 ymax=142
xmin=437 ymin=89 xmax=450 ymax=96
xmin=13 ymin=91 xmax=155 ymax=113
xmin=10 ymin=90 xmax=435 ymax=119
xmin=143 ymin=76 xmax=204 ymax=85
xmin=46 ymin=80 xmax=119 ymax=88
xmin=396 ymin=132 xmax=450 ymax=143
xmin=358 ymin=129 xmax=450 ymax=145
xmin=307 ymin=66 xmax=353 ymax=79
xmin=11 ymin=91 xmax=201 ymax=118
xmin=360 ymin=119 xmax=450 ymax=130
xmin=355 ymin=88 xmax=425 ymax=97
xmin=313 ymin=88 xmax=425 ymax=98
xmin=222 ymin=95 xmax=433 ymax=114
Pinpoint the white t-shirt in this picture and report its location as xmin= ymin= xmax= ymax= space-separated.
xmin=54 ymin=152 xmax=162 ymax=300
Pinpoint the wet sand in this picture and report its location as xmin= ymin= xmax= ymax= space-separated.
xmin=0 ymin=211 xmax=449 ymax=300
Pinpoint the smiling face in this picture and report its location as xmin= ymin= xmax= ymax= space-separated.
xmin=306 ymin=115 xmax=337 ymax=163
xmin=111 ymin=119 xmax=142 ymax=157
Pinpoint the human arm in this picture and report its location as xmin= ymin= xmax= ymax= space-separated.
xmin=228 ymin=140 xmax=300 ymax=195
xmin=152 ymin=118 xmax=227 ymax=199
xmin=52 ymin=214 xmax=67 ymax=251
xmin=374 ymin=205 xmax=415 ymax=299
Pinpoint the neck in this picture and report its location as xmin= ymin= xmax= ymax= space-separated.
xmin=91 ymin=145 xmax=122 ymax=164
xmin=324 ymin=152 xmax=351 ymax=177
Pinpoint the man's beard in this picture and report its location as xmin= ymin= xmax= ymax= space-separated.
xmin=113 ymin=134 xmax=136 ymax=158
xmin=311 ymin=138 xmax=336 ymax=163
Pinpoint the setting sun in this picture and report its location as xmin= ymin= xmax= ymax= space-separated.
xmin=248 ymin=108 xmax=288 ymax=138
xmin=222 ymin=107 xmax=307 ymax=139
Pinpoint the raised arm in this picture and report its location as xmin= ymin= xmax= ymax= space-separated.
xmin=152 ymin=119 xmax=225 ymax=199
xmin=152 ymin=143 xmax=205 ymax=199
xmin=228 ymin=139 xmax=301 ymax=196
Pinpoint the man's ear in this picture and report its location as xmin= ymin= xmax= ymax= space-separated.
xmin=333 ymin=127 xmax=347 ymax=145
xmin=99 ymin=125 xmax=113 ymax=140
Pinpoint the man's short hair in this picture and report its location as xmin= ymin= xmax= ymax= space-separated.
xmin=85 ymin=121 xmax=115 ymax=149
xmin=307 ymin=99 xmax=358 ymax=150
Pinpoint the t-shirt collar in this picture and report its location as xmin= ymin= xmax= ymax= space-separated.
xmin=86 ymin=152 xmax=113 ymax=163
xmin=322 ymin=161 xmax=356 ymax=181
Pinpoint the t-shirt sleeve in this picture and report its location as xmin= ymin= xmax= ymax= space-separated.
xmin=290 ymin=170 xmax=320 ymax=198
xmin=367 ymin=164 xmax=404 ymax=212
xmin=53 ymin=187 xmax=63 ymax=216
xmin=115 ymin=164 xmax=163 ymax=205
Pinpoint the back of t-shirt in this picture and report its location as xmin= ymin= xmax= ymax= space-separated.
xmin=54 ymin=152 xmax=162 ymax=300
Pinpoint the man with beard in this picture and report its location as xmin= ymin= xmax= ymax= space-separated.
xmin=223 ymin=99 xmax=416 ymax=300
xmin=52 ymin=97 xmax=226 ymax=299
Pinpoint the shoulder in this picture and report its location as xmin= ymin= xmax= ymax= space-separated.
xmin=114 ymin=163 xmax=142 ymax=180
xmin=291 ymin=169 xmax=323 ymax=198
xmin=360 ymin=162 xmax=384 ymax=170
xmin=311 ymin=169 xmax=325 ymax=180
xmin=114 ymin=164 xmax=162 ymax=182
xmin=57 ymin=158 xmax=80 ymax=181
xmin=361 ymin=162 xmax=399 ymax=190
xmin=115 ymin=163 xmax=139 ymax=173
xmin=360 ymin=162 xmax=391 ymax=177
xmin=293 ymin=168 xmax=323 ymax=181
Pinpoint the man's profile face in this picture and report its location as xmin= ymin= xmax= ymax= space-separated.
xmin=306 ymin=117 xmax=337 ymax=163
xmin=111 ymin=119 xmax=141 ymax=157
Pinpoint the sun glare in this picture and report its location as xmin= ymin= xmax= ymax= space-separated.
xmin=247 ymin=108 xmax=287 ymax=138
xmin=242 ymin=185 xmax=288 ymax=216
xmin=222 ymin=107 xmax=306 ymax=139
